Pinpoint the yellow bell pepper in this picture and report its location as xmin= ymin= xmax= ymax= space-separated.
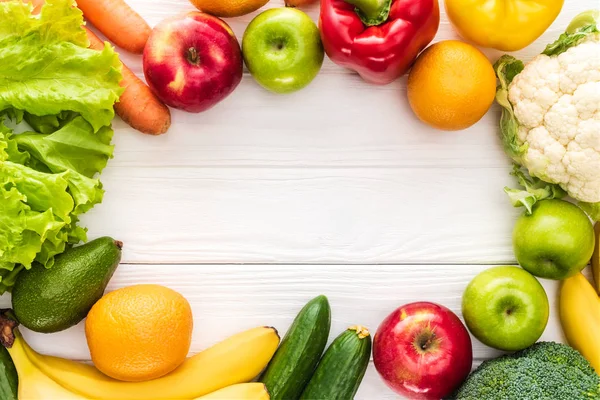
xmin=444 ymin=0 xmax=564 ymax=51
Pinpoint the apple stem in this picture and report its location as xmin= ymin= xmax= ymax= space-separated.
xmin=187 ymin=47 xmax=200 ymax=66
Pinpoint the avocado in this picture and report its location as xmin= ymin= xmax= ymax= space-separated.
xmin=12 ymin=237 xmax=122 ymax=333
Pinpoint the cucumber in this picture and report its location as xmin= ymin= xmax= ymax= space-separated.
xmin=0 ymin=345 xmax=18 ymax=400
xmin=259 ymin=295 xmax=331 ymax=400
xmin=300 ymin=325 xmax=372 ymax=400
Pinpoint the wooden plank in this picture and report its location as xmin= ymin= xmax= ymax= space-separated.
xmin=83 ymin=165 xmax=520 ymax=264
xmin=0 ymin=264 xmax=568 ymax=399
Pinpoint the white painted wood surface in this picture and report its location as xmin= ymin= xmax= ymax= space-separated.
xmin=0 ymin=1 xmax=594 ymax=398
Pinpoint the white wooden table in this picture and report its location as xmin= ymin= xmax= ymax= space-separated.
xmin=1 ymin=1 xmax=594 ymax=398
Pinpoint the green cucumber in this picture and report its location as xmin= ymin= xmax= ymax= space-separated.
xmin=300 ymin=325 xmax=372 ymax=400
xmin=260 ymin=295 xmax=331 ymax=400
xmin=0 ymin=344 xmax=18 ymax=400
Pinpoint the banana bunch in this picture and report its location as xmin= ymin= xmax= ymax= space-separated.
xmin=559 ymin=272 xmax=600 ymax=374
xmin=9 ymin=326 xmax=278 ymax=399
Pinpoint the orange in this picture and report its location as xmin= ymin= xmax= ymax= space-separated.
xmin=407 ymin=40 xmax=497 ymax=131
xmin=189 ymin=0 xmax=269 ymax=18
xmin=85 ymin=284 xmax=193 ymax=382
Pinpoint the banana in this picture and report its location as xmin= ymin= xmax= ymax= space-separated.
xmin=25 ymin=326 xmax=280 ymax=400
xmin=7 ymin=335 xmax=88 ymax=399
xmin=195 ymin=383 xmax=270 ymax=400
xmin=559 ymin=272 xmax=600 ymax=374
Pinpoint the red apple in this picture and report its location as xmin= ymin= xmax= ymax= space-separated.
xmin=143 ymin=12 xmax=243 ymax=113
xmin=373 ymin=302 xmax=472 ymax=399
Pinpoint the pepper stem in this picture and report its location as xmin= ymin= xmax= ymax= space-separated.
xmin=344 ymin=0 xmax=392 ymax=26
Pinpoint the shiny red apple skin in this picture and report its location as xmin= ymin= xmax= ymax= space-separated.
xmin=143 ymin=12 xmax=243 ymax=113
xmin=373 ymin=302 xmax=472 ymax=400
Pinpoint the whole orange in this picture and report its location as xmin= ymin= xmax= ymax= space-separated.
xmin=189 ymin=0 xmax=269 ymax=18
xmin=407 ymin=40 xmax=496 ymax=131
xmin=85 ymin=284 xmax=193 ymax=382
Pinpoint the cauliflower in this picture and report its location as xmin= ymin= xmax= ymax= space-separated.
xmin=495 ymin=11 xmax=600 ymax=219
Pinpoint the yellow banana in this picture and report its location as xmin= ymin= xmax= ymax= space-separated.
xmin=25 ymin=326 xmax=280 ymax=400
xmin=592 ymin=222 xmax=600 ymax=295
xmin=559 ymin=272 xmax=600 ymax=374
xmin=7 ymin=335 xmax=88 ymax=400
xmin=195 ymin=383 xmax=270 ymax=400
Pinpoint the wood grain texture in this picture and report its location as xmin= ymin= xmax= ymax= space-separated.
xmin=3 ymin=1 xmax=594 ymax=399
xmin=0 ymin=264 xmax=575 ymax=399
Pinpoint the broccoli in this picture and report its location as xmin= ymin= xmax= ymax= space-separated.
xmin=451 ymin=342 xmax=600 ymax=400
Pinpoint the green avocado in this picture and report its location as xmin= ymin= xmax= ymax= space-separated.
xmin=12 ymin=237 xmax=122 ymax=333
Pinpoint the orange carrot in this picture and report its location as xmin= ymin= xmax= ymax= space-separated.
xmin=86 ymin=27 xmax=171 ymax=135
xmin=77 ymin=0 xmax=151 ymax=54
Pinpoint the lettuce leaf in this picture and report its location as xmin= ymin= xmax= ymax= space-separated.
xmin=0 ymin=0 xmax=123 ymax=132
xmin=0 ymin=0 xmax=122 ymax=293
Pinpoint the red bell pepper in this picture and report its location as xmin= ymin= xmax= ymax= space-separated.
xmin=319 ymin=0 xmax=439 ymax=84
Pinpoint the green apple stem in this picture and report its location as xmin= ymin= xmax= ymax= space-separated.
xmin=344 ymin=0 xmax=392 ymax=26
xmin=187 ymin=47 xmax=200 ymax=66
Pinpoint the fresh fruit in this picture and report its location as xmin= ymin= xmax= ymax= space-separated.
xmin=373 ymin=302 xmax=472 ymax=400
xmin=22 ymin=326 xmax=279 ymax=399
xmin=194 ymin=383 xmax=269 ymax=400
xmin=85 ymin=284 xmax=193 ymax=382
xmin=559 ymin=273 xmax=600 ymax=374
xmin=462 ymin=266 xmax=549 ymax=351
xmin=2 ymin=331 xmax=86 ymax=399
xmin=76 ymin=0 xmax=151 ymax=54
xmin=188 ymin=0 xmax=268 ymax=17
xmin=260 ymin=295 xmax=331 ymax=400
xmin=143 ymin=12 xmax=243 ymax=113
xmin=300 ymin=326 xmax=371 ymax=400
xmin=0 ymin=345 xmax=18 ymax=400
xmin=407 ymin=40 xmax=496 ymax=131
xmin=285 ymin=0 xmax=317 ymax=7
xmin=12 ymin=237 xmax=122 ymax=333
xmin=513 ymin=200 xmax=594 ymax=280
xmin=243 ymin=8 xmax=324 ymax=94
xmin=592 ymin=222 xmax=600 ymax=295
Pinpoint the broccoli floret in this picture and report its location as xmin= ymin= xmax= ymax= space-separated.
xmin=452 ymin=342 xmax=600 ymax=400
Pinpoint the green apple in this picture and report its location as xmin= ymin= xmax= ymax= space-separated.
xmin=462 ymin=266 xmax=549 ymax=351
xmin=513 ymin=199 xmax=594 ymax=280
xmin=242 ymin=8 xmax=324 ymax=94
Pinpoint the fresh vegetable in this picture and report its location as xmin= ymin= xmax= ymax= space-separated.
xmin=462 ymin=266 xmax=549 ymax=351
xmin=0 ymin=0 xmax=123 ymax=293
xmin=495 ymin=10 xmax=600 ymax=216
xmin=188 ymin=0 xmax=269 ymax=18
xmin=559 ymin=273 xmax=600 ymax=374
xmin=407 ymin=40 xmax=496 ymax=131
xmin=194 ymin=383 xmax=269 ymax=400
xmin=85 ymin=27 xmax=171 ymax=135
xmin=300 ymin=326 xmax=371 ymax=400
xmin=319 ymin=0 xmax=439 ymax=84
xmin=243 ymin=8 xmax=324 ymax=94
xmin=373 ymin=302 xmax=472 ymax=400
xmin=452 ymin=341 xmax=600 ymax=399
xmin=0 ymin=313 xmax=280 ymax=400
xmin=513 ymin=200 xmax=594 ymax=280
xmin=593 ymin=223 xmax=600 ymax=295
xmin=143 ymin=12 xmax=243 ymax=113
xmin=12 ymin=237 xmax=122 ymax=333
xmin=444 ymin=0 xmax=563 ymax=51
xmin=0 ymin=345 xmax=18 ymax=400
xmin=76 ymin=0 xmax=151 ymax=54
xmin=86 ymin=284 xmax=193 ymax=382
xmin=260 ymin=295 xmax=331 ymax=400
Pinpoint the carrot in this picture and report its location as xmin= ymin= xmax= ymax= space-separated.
xmin=86 ymin=27 xmax=171 ymax=135
xmin=77 ymin=0 xmax=151 ymax=54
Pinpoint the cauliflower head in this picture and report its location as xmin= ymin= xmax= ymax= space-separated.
xmin=495 ymin=12 xmax=600 ymax=217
